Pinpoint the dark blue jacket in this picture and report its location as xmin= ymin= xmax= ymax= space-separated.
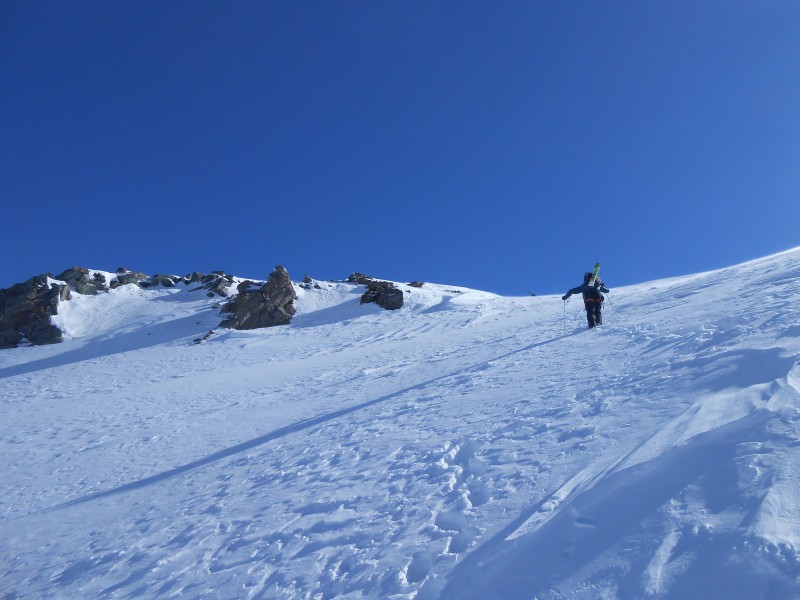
xmin=562 ymin=281 xmax=609 ymax=302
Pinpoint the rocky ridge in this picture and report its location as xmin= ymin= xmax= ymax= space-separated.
xmin=0 ymin=266 xmax=423 ymax=349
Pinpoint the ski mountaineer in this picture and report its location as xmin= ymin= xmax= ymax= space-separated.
xmin=562 ymin=271 xmax=610 ymax=328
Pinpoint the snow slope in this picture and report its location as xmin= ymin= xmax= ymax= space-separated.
xmin=2 ymin=250 xmax=800 ymax=599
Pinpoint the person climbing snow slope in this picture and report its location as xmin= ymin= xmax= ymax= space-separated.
xmin=562 ymin=272 xmax=610 ymax=328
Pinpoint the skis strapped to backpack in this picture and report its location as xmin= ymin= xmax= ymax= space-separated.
xmin=587 ymin=262 xmax=601 ymax=287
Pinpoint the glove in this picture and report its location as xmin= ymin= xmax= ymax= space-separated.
xmin=561 ymin=295 xmax=568 ymax=301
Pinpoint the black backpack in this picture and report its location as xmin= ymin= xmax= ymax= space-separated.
xmin=582 ymin=279 xmax=604 ymax=301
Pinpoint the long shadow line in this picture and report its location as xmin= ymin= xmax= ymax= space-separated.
xmin=46 ymin=331 xmax=570 ymax=513
xmin=0 ymin=313 xmax=206 ymax=379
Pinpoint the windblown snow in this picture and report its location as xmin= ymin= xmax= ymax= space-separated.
xmin=2 ymin=249 xmax=800 ymax=599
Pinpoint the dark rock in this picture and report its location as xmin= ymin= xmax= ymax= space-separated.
xmin=149 ymin=274 xmax=183 ymax=288
xmin=360 ymin=280 xmax=404 ymax=311
xmin=349 ymin=272 xmax=405 ymax=310
xmin=116 ymin=271 xmax=149 ymax=286
xmin=220 ymin=266 xmax=297 ymax=330
xmin=149 ymin=273 xmax=194 ymax=287
xmin=409 ymin=281 xmax=425 ymax=288
xmin=348 ymin=273 xmax=374 ymax=285
xmin=300 ymin=274 xmax=324 ymax=290
xmin=193 ymin=330 xmax=216 ymax=344
xmin=57 ymin=267 xmax=88 ymax=280
xmin=193 ymin=273 xmax=233 ymax=297
xmin=0 ymin=274 xmax=70 ymax=349
xmin=219 ymin=283 xmax=252 ymax=314
xmin=56 ymin=266 xmax=109 ymax=295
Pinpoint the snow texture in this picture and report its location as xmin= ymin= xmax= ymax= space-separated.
xmin=2 ymin=249 xmax=800 ymax=599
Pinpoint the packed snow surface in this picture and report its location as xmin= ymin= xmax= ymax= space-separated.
xmin=2 ymin=250 xmax=800 ymax=599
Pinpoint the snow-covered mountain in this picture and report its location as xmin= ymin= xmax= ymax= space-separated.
xmin=2 ymin=249 xmax=800 ymax=599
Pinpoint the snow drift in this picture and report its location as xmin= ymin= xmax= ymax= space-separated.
xmin=2 ymin=249 xmax=800 ymax=599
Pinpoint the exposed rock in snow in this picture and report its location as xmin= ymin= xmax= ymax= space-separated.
xmin=360 ymin=279 xmax=405 ymax=310
xmin=0 ymin=274 xmax=70 ymax=348
xmin=346 ymin=272 xmax=406 ymax=310
xmin=55 ymin=266 xmax=109 ymax=295
xmin=194 ymin=271 xmax=235 ymax=297
xmin=347 ymin=272 xmax=373 ymax=285
xmin=148 ymin=273 xmax=184 ymax=288
xmin=112 ymin=269 xmax=149 ymax=287
xmin=219 ymin=265 xmax=297 ymax=329
xmin=300 ymin=274 xmax=322 ymax=290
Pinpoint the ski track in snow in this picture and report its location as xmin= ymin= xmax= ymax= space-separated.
xmin=1 ymin=250 xmax=800 ymax=599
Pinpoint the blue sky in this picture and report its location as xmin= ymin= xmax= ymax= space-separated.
xmin=2 ymin=1 xmax=799 ymax=295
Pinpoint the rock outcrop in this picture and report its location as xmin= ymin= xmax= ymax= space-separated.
xmin=109 ymin=269 xmax=209 ymax=290
xmin=348 ymin=272 xmax=405 ymax=311
xmin=0 ymin=264 xmax=299 ymax=350
xmin=300 ymin=274 xmax=322 ymax=290
xmin=195 ymin=272 xmax=235 ymax=297
xmin=219 ymin=266 xmax=297 ymax=330
xmin=112 ymin=270 xmax=149 ymax=287
xmin=347 ymin=272 xmax=374 ymax=285
xmin=0 ymin=275 xmax=71 ymax=349
xmin=360 ymin=280 xmax=404 ymax=311
xmin=55 ymin=267 xmax=109 ymax=295
xmin=111 ymin=270 xmax=234 ymax=295
xmin=148 ymin=274 xmax=183 ymax=288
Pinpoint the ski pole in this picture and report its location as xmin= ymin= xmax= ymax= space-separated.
xmin=605 ymin=292 xmax=615 ymax=312
xmin=563 ymin=299 xmax=567 ymax=334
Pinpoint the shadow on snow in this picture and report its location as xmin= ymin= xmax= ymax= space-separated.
xmin=45 ymin=332 xmax=573 ymax=513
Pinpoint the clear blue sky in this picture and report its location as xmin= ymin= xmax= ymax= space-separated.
xmin=2 ymin=1 xmax=799 ymax=295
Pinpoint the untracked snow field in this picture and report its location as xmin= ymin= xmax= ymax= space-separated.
xmin=2 ymin=249 xmax=800 ymax=599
